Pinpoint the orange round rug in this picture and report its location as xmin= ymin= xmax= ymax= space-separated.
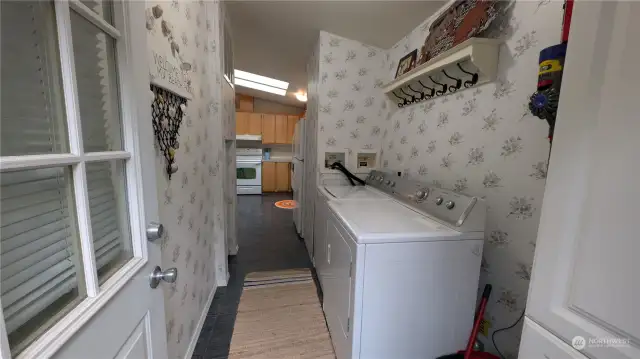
xmin=275 ymin=200 xmax=297 ymax=209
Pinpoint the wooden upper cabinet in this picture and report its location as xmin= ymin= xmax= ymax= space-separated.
xmin=236 ymin=112 xmax=250 ymax=135
xmin=236 ymin=94 xmax=254 ymax=112
xmin=275 ymin=162 xmax=290 ymax=192
xmin=262 ymin=114 xmax=276 ymax=143
xmin=275 ymin=115 xmax=288 ymax=144
xmin=262 ymin=162 xmax=276 ymax=192
xmin=287 ymin=116 xmax=298 ymax=144
xmin=248 ymin=113 xmax=262 ymax=135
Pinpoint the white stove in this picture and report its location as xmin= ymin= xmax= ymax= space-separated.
xmin=315 ymin=170 xmax=486 ymax=359
xmin=236 ymin=148 xmax=262 ymax=195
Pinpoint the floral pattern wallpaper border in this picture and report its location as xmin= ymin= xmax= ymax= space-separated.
xmin=307 ymin=1 xmax=562 ymax=357
xmin=146 ymin=1 xmax=228 ymax=359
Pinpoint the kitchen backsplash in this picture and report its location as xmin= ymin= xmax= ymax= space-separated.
xmin=307 ymin=1 xmax=563 ymax=356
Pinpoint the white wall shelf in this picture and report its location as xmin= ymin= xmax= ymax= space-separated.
xmin=383 ymin=38 xmax=502 ymax=107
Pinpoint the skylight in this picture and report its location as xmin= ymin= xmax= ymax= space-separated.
xmin=234 ymin=70 xmax=289 ymax=96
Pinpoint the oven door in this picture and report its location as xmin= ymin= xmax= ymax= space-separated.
xmin=236 ymin=159 xmax=262 ymax=187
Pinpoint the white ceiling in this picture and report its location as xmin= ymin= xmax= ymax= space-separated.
xmin=226 ymin=0 xmax=444 ymax=107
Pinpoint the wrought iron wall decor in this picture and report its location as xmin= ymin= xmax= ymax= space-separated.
xmin=150 ymin=84 xmax=187 ymax=178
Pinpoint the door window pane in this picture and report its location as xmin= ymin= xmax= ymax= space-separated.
xmin=0 ymin=1 xmax=69 ymax=156
xmin=86 ymin=161 xmax=133 ymax=284
xmin=79 ymin=0 xmax=114 ymax=25
xmin=237 ymin=167 xmax=257 ymax=180
xmin=70 ymin=10 xmax=123 ymax=152
xmin=1 ymin=167 xmax=86 ymax=355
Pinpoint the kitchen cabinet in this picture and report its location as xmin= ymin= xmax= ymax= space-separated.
xmin=236 ymin=94 xmax=254 ymax=112
xmin=261 ymin=162 xmax=276 ymax=192
xmin=287 ymin=115 xmax=298 ymax=143
xmin=248 ymin=113 xmax=262 ymax=135
xmin=236 ymin=111 xmax=250 ymax=135
xmin=262 ymin=114 xmax=276 ymax=143
xmin=275 ymin=115 xmax=288 ymax=144
xmin=275 ymin=162 xmax=290 ymax=192
xmin=261 ymin=162 xmax=291 ymax=192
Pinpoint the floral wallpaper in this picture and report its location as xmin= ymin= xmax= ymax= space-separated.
xmin=381 ymin=1 xmax=562 ymax=357
xmin=306 ymin=1 xmax=562 ymax=357
xmin=146 ymin=1 xmax=230 ymax=359
xmin=303 ymin=38 xmax=320 ymax=249
xmin=316 ymin=31 xmax=388 ymax=173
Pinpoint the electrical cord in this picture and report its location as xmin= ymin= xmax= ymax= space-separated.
xmin=330 ymin=162 xmax=365 ymax=186
xmin=491 ymin=309 xmax=526 ymax=359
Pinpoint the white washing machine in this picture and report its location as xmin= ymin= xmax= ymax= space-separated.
xmin=314 ymin=183 xmax=390 ymax=289
xmin=320 ymin=170 xmax=486 ymax=359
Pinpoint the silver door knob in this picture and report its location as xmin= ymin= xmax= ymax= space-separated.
xmin=146 ymin=222 xmax=164 ymax=241
xmin=149 ymin=266 xmax=178 ymax=288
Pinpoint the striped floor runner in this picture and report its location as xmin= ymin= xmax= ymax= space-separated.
xmin=229 ymin=269 xmax=335 ymax=359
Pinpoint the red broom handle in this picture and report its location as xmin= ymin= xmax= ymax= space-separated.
xmin=464 ymin=285 xmax=492 ymax=359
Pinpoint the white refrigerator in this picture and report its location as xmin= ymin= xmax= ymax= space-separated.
xmin=292 ymin=119 xmax=305 ymax=238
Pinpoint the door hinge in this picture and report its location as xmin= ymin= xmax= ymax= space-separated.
xmin=347 ymin=317 xmax=350 ymax=332
xmin=349 ymin=262 xmax=353 ymax=277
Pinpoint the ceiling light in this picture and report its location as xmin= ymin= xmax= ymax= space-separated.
xmin=295 ymin=92 xmax=307 ymax=102
xmin=234 ymin=78 xmax=287 ymax=96
xmin=234 ymin=69 xmax=289 ymax=90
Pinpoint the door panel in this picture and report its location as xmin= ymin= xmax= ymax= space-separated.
xmin=114 ymin=318 xmax=149 ymax=359
xmin=248 ymin=113 xmax=262 ymax=135
xmin=274 ymin=115 xmax=287 ymax=144
xmin=261 ymin=114 xmax=276 ymax=144
xmin=1 ymin=2 xmax=169 ymax=358
xmin=523 ymin=2 xmax=639 ymax=359
xmin=235 ymin=112 xmax=249 ymax=135
xmin=261 ymin=162 xmax=276 ymax=192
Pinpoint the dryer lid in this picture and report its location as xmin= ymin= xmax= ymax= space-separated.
xmin=323 ymin=185 xmax=389 ymax=200
xmin=328 ymin=200 xmax=470 ymax=244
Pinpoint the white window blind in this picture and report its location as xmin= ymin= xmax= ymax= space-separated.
xmin=1 ymin=1 xmax=130 ymax=352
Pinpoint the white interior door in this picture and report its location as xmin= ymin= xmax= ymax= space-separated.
xmin=523 ymin=2 xmax=639 ymax=359
xmin=0 ymin=1 xmax=168 ymax=359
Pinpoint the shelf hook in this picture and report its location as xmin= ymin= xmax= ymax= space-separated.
xmin=400 ymin=88 xmax=417 ymax=104
xmin=429 ymin=76 xmax=448 ymax=96
xmin=457 ymin=63 xmax=479 ymax=88
xmin=442 ymin=70 xmax=462 ymax=93
xmin=418 ymin=80 xmax=435 ymax=98
xmin=392 ymin=90 xmax=410 ymax=107
xmin=408 ymin=85 xmax=426 ymax=101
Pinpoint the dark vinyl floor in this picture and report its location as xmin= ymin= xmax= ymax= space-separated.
xmin=192 ymin=193 xmax=314 ymax=359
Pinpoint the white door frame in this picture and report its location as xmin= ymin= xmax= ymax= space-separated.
xmin=0 ymin=1 xmax=168 ymax=358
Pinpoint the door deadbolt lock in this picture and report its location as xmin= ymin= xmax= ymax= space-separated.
xmin=149 ymin=266 xmax=178 ymax=288
xmin=146 ymin=222 xmax=164 ymax=241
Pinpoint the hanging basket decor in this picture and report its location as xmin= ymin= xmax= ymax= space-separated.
xmin=150 ymin=83 xmax=187 ymax=178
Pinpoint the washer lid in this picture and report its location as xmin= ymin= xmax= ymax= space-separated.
xmin=322 ymin=185 xmax=390 ymax=200
xmin=329 ymin=200 xmax=466 ymax=243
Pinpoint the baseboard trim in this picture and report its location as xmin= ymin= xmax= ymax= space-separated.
xmin=183 ymin=283 xmax=217 ymax=359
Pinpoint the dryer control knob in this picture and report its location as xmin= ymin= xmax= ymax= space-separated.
xmin=415 ymin=189 xmax=429 ymax=201
xmin=435 ymin=197 xmax=444 ymax=205
xmin=385 ymin=180 xmax=391 ymax=185
xmin=378 ymin=177 xmax=384 ymax=183
xmin=389 ymin=181 xmax=396 ymax=187
xmin=445 ymin=200 xmax=455 ymax=210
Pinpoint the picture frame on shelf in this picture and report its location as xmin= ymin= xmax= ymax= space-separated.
xmin=395 ymin=49 xmax=418 ymax=79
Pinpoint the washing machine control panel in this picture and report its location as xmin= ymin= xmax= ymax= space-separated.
xmin=365 ymin=170 xmax=483 ymax=229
